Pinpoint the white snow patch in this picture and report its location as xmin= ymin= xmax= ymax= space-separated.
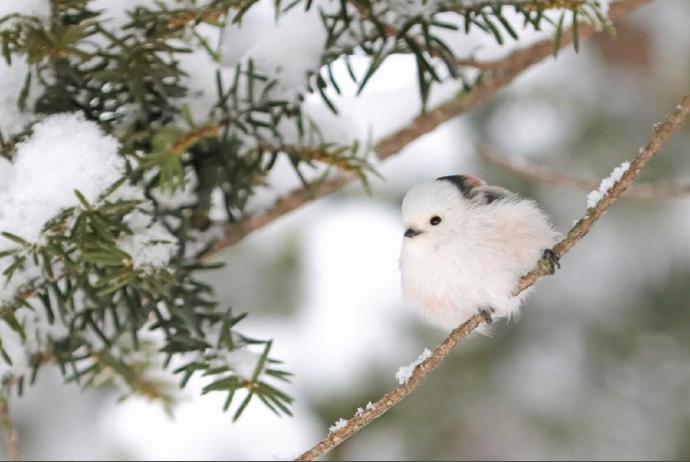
xmin=234 ymin=3 xmax=327 ymax=100
xmin=0 ymin=114 xmax=177 ymax=275
xmin=0 ymin=113 xmax=177 ymax=362
xmin=207 ymin=347 xmax=261 ymax=380
xmin=0 ymin=113 xmax=124 ymax=243
xmin=354 ymin=401 xmax=376 ymax=417
xmin=586 ymin=161 xmax=630 ymax=209
xmin=117 ymin=211 xmax=178 ymax=269
xmin=177 ymin=41 xmax=234 ymax=123
xmin=220 ymin=0 xmax=275 ymax=66
xmin=0 ymin=114 xmax=126 ymax=306
xmin=0 ymin=0 xmax=49 ymax=18
xmin=329 ymin=418 xmax=348 ymax=434
xmin=395 ymin=348 xmax=432 ymax=385
xmin=0 ymin=289 xmax=71 ymax=377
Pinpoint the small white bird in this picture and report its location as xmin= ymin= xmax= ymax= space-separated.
xmin=400 ymin=175 xmax=559 ymax=329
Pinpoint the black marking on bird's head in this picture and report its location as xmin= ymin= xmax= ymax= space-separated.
xmin=478 ymin=186 xmax=516 ymax=205
xmin=483 ymin=189 xmax=506 ymax=204
xmin=436 ymin=175 xmax=484 ymax=199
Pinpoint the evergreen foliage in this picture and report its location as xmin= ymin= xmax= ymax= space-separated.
xmin=0 ymin=0 xmax=609 ymax=418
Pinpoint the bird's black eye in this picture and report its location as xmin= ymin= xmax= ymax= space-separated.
xmin=430 ymin=216 xmax=441 ymax=226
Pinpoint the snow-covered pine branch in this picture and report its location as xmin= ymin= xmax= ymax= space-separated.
xmin=0 ymin=0 xmax=623 ymax=423
xmin=204 ymin=0 xmax=647 ymax=257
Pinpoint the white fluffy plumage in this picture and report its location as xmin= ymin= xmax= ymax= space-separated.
xmin=399 ymin=175 xmax=558 ymax=329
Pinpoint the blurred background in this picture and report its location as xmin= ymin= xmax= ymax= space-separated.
xmin=3 ymin=0 xmax=690 ymax=460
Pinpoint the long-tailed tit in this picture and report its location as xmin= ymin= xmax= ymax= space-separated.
xmin=400 ymin=175 xmax=559 ymax=329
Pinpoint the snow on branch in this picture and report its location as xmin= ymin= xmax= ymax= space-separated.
xmin=395 ymin=348 xmax=432 ymax=384
xmin=478 ymin=144 xmax=690 ymax=201
xmin=0 ymin=0 xmax=654 ymax=433
xmin=0 ymin=0 xmax=300 ymax=420
xmin=514 ymin=95 xmax=690 ymax=295
xmin=586 ymin=161 xmax=631 ymax=208
xmin=203 ymin=0 xmax=651 ymax=259
xmin=294 ymin=94 xmax=690 ymax=461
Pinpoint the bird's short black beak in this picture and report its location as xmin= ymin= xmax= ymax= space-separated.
xmin=404 ymin=228 xmax=422 ymax=238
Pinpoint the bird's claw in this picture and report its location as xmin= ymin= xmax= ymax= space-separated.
xmin=542 ymin=249 xmax=561 ymax=275
xmin=478 ymin=307 xmax=495 ymax=324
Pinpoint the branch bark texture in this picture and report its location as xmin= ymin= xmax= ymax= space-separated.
xmin=296 ymin=94 xmax=690 ymax=461
xmin=0 ymin=396 xmax=19 ymax=461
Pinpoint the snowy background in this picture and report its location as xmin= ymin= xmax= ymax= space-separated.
xmin=3 ymin=0 xmax=690 ymax=460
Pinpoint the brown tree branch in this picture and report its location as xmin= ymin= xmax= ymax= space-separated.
xmin=478 ymin=144 xmax=690 ymax=201
xmin=201 ymin=0 xmax=650 ymax=259
xmin=0 ymin=395 xmax=19 ymax=461
xmin=295 ymin=95 xmax=690 ymax=461
xmin=446 ymin=0 xmax=589 ymax=14
xmin=515 ymin=95 xmax=690 ymax=294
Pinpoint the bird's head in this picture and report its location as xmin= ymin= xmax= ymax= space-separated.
xmin=401 ymin=175 xmax=507 ymax=248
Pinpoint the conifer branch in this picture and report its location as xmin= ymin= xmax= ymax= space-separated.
xmin=478 ymin=143 xmax=690 ymax=201
xmin=295 ymin=93 xmax=690 ymax=461
xmin=447 ymin=0 xmax=588 ymax=13
xmin=0 ymin=0 xmax=654 ymax=430
xmin=203 ymin=0 xmax=651 ymax=259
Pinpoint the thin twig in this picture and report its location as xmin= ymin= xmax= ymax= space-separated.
xmin=201 ymin=0 xmax=650 ymax=259
xmin=0 ymin=395 xmax=19 ymax=461
xmin=478 ymin=144 xmax=690 ymax=201
xmin=515 ymin=95 xmax=690 ymax=294
xmin=296 ymin=314 xmax=486 ymax=461
xmin=295 ymin=95 xmax=690 ymax=461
